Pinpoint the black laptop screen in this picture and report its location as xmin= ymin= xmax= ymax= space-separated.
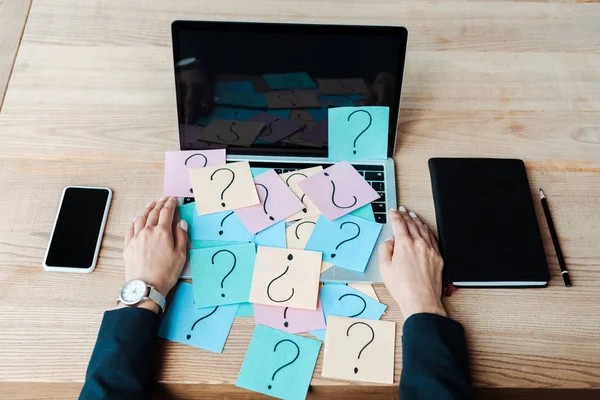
xmin=171 ymin=21 xmax=407 ymax=157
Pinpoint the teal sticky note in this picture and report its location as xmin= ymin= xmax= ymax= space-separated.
xmin=178 ymin=203 xmax=197 ymax=232
xmin=190 ymin=242 xmax=256 ymax=308
xmin=307 ymin=108 xmax=327 ymax=122
xmin=251 ymin=167 xmax=271 ymax=178
xmin=215 ymin=81 xmax=255 ymax=97
xmin=216 ymin=91 xmax=267 ymax=108
xmin=309 ymin=329 xmax=325 ymax=341
xmin=319 ymin=283 xmax=386 ymax=321
xmin=328 ymin=106 xmax=389 ymax=161
xmin=236 ymin=302 xmax=254 ymax=317
xmin=266 ymin=109 xmax=292 ymax=119
xmin=349 ymin=203 xmax=375 ymax=222
xmin=236 ymin=325 xmax=321 ymax=399
xmin=254 ymin=221 xmax=286 ymax=249
xmin=158 ymin=282 xmax=238 ymax=353
xmin=305 ymin=214 xmax=383 ymax=273
xmin=191 ymin=210 xmax=254 ymax=242
xmin=264 ymin=72 xmax=317 ymax=90
xmin=198 ymin=106 xmax=261 ymax=125
xmin=319 ymin=94 xmax=357 ymax=107
xmin=191 ymin=240 xmax=242 ymax=249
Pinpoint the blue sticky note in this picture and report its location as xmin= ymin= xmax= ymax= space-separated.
xmin=254 ymin=221 xmax=286 ymax=249
xmin=158 ymin=282 xmax=238 ymax=353
xmin=214 ymin=81 xmax=255 ymax=97
xmin=216 ymin=91 xmax=267 ymax=108
xmin=236 ymin=325 xmax=321 ymax=400
xmin=266 ymin=109 xmax=292 ymax=119
xmin=198 ymin=106 xmax=262 ymax=125
xmin=349 ymin=203 xmax=375 ymax=222
xmin=190 ymin=242 xmax=256 ymax=307
xmin=305 ymin=214 xmax=382 ymax=272
xmin=264 ymin=72 xmax=317 ymax=90
xmin=191 ymin=240 xmax=242 ymax=249
xmin=309 ymin=329 xmax=325 ymax=341
xmin=191 ymin=210 xmax=254 ymax=242
xmin=319 ymin=283 xmax=387 ymax=321
xmin=328 ymin=106 xmax=389 ymax=161
xmin=251 ymin=167 xmax=271 ymax=178
xmin=319 ymin=94 xmax=356 ymax=107
xmin=307 ymin=108 xmax=327 ymax=122
xmin=178 ymin=202 xmax=197 ymax=232
xmin=236 ymin=302 xmax=254 ymax=317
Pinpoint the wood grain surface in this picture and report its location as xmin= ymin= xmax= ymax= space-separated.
xmin=0 ymin=0 xmax=599 ymax=397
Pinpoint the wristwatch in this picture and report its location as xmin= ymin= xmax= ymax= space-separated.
xmin=117 ymin=279 xmax=166 ymax=312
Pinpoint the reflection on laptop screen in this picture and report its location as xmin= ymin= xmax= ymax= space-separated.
xmin=172 ymin=21 xmax=407 ymax=157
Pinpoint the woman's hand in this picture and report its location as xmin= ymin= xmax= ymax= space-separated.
xmin=379 ymin=206 xmax=446 ymax=319
xmin=122 ymin=197 xmax=188 ymax=311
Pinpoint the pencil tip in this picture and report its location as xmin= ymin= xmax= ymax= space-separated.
xmin=539 ymin=188 xmax=545 ymax=199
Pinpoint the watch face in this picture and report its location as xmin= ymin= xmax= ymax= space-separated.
xmin=120 ymin=280 xmax=147 ymax=304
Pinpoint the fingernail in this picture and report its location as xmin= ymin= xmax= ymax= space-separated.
xmin=146 ymin=201 xmax=155 ymax=208
xmin=399 ymin=206 xmax=407 ymax=212
xmin=386 ymin=236 xmax=394 ymax=241
xmin=132 ymin=217 xmax=138 ymax=222
xmin=160 ymin=196 xmax=168 ymax=201
xmin=389 ymin=208 xmax=397 ymax=213
xmin=409 ymin=211 xmax=417 ymax=218
xmin=168 ymin=197 xmax=176 ymax=203
xmin=179 ymin=220 xmax=188 ymax=231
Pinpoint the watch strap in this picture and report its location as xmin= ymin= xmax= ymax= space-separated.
xmin=145 ymin=285 xmax=166 ymax=312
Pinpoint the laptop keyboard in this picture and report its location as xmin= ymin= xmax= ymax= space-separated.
xmin=184 ymin=162 xmax=387 ymax=223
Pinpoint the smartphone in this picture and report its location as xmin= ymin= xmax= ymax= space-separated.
xmin=43 ymin=186 xmax=113 ymax=273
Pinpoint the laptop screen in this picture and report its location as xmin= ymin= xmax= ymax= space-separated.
xmin=172 ymin=21 xmax=407 ymax=158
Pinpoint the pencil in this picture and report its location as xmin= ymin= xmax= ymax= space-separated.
xmin=539 ymin=189 xmax=571 ymax=287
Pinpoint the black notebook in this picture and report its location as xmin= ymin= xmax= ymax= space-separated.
xmin=428 ymin=158 xmax=549 ymax=287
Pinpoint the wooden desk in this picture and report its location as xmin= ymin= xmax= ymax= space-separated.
xmin=0 ymin=0 xmax=599 ymax=398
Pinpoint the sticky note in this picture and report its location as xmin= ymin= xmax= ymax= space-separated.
xmin=264 ymin=72 xmax=317 ymax=90
xmin=198 ymin=106 xmax=261 ymax=125
xmin=309 ymin=330 xmax=326 ymax=341
xmin=249 ymin=246 xmax=322 ymax=310
xmin=201 ymin=119 xmax=265 ymax=147
xmin=319 ymin=94 xmax=357 ymax=107
xmin=158 ymin=283 xmax=238 ymax=353
xmin=297 ymin=117 xmax=328 ymax=147
xmin=190 ymin=242 xmax=256 ymax=308
xmin=279 ymin=167 xmax=323 ymax=221
xmin=235 ymin=169 xmax=304 ymax=234
xmin=236 ymin=302 xmax=254 ymax=317
xmin=251 ymin=113 xmax=305 ymax=143
xmin=236 ymin=325 xmax=321 ymax=400
xmin=191 ymin=210 xmax=254 ymax=242
xmin=289 ymin=110 xmax=315 ymax=123
xmin=307 ymin=108 xmax=327 ymax=122
xmin=317 ymin=78 xmax=368 ymax=95
xmin=322 ymin=316 xmax=395 ymax=384
xmin=253 ymin=299 xmax=326 ymax=334
xmin=350 ymin=203 xmax=376 ymax=222
xmin=298 ymin=161 xmax=379 ymax=220
xmin=216 ymin=91 xmax=267 ymax=108
xmin=328 ymin=106 xmax=389 ymax=161
xmin=319 ymin=283 xmax=386 ymax=321
xmin=265 ymin=90 xmax=320 ymax=109
xmin=347 ymin=283 xmax=379 ymax=301
xmin=305 ymin=214 xmax=382 ymax=272
xmin=178 ymin=202 xmax=197 ymax=233
xmin=215 ymin=81 xmax=255 ymax=97
xmin=189 ymin=161 xmax=260 ymax=216
xmin=285 ymin=216 xmax=319 ymax=250
xmin=266 ymin=109 xmax=292 ymax=119
xmin=251 ymin=167 xmax=271 ymax=178
xmin=163 ymin=150 xmax=227 ymax=197
xmin=255 ymin=221 xmax=286 ymax=249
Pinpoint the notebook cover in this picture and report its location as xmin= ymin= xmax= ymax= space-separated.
xmin=428 ymin=158 xmax=549 ymax=286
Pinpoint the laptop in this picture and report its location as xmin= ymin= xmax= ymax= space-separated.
xmin=171 ymin=20 xmax=408 ymax=283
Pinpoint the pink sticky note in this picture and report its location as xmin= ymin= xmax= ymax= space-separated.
xmin=253 ymin=300 xmax=326 ymax=333
xmin=298 ymin=161 xmax=379 ymax=220
xmin=235 ymin=169 xmax=304 ymax=234
xmin=163 ymin=150 xmax=227 ymax=197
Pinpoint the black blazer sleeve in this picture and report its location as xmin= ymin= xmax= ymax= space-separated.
xmin=400 ymin=313 xmax=474 ymax=400
xmin=79 ymin=308 xmax=160 ymax=400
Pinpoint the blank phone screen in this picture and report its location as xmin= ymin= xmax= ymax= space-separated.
xmin=45 ymin=187 xmax=110 ymax=268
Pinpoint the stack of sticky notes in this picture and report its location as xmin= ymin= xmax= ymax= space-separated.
xmin=157 ymin=107 xmax=396 ymax=398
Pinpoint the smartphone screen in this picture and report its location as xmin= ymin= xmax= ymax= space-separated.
xmin=45 ymin=187 xmax=111 ymax=269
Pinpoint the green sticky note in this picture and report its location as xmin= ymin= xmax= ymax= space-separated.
xmin=236 ymin=325 xmax=321 ymax=400
xmin=349 ymin=203 xmax=375 ymax=222
xmin=328 ymin=106 xmax=389 ymax=161
xmin=191 ymin=242 xmax=256 ymax=308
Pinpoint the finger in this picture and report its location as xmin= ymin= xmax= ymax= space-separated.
xmin=399 ymin=208 xmax=421 ymax=240
xmin=124 ymin=218 xmax=135 ymax=247
xmin=426 ymin=225 xmax=440 ymax=252
xmin=134 ymin=201 xmax=155 ymax=235
xmin=146 ymin=197 xmax=168 ymax=227
xmin=378 ymin=237 xmax=394 ymax=267
xmin=158 ymin=197 xmax=177 ymax=227
xmin=174 ymin=219 xmax=189 ymax=255
xmin=408 ymin=211 xmax=432 ymax=246
xmin=389 ymin=208 xmax=409 ymax=239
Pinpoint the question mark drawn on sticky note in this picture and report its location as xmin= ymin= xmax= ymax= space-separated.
xmin=338 ymin=293 xmax=366 ymax=318
xmin=285 ymin=172 xmax=308 ymax=213
xmin=347 ymin=110 xmax=372 ymax=155
xmin=331 ymin=221 xmax=360 ymax=258
xmin=210 ymin=168 xmax=235 ymax=208
xmin=187 ymin=306 xmax=219 ymax=340
xmin=267 ymin=253 xmax=295 ymax=303
xmin=184 ymin=153 xmax=208 ymax=193
xmin=261 ymin=119 xmax=280 ymax=138
xmin=283 ymin=307 xmax=289 ymax=328
xmin=346 ymin=321 xmax=374 ymax=374
xmin=268 ymin=339 xmax=300 ymax=390
xmin=217 ymin=122 xmax=241 ymax=143
xmin=294 ymin=220 xmax=316 ymax=240
xmin=256 ymin=183 xmax=274 ymax=221
xmin=218 ymin=211 xmax=234 ymax=236
xmin=211 ymin=249 xmax=236 ymax=297
xmin=323 ymin=172 xmax=358 ymax=210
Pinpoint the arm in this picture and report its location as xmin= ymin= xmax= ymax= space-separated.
xmin=79 ymin=197 xmax=188 ymax=400
xmin=379 ymin=206 xmax=474 ymax=400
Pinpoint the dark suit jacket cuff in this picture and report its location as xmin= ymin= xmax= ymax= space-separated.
xmin=99 ymin=307 xmax=161 ymax=341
